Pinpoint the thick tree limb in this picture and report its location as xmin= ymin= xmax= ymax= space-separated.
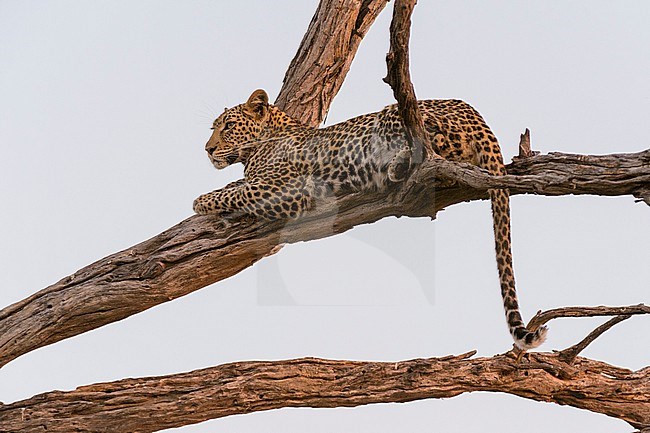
xmin=1 ymin=149 xmax=648 ymax=369
xmin=412 ymin=149 xmax=650 ymax=202
xmin=275 ymin=0 xmax=389 ymax=126
xmin=2 ymin=0 xmax=646 ymax=373
xmin=2 ymin=305 xmax=648 ymax=432
xmin=1 ymin=347 xmax=648 ymax=432
xmin=1 ymin=0 xmax=648 ymax=431
xmin=0 ymin=0 xmax=387 ymax=370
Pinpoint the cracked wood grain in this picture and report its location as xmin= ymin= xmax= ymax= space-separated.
xmin=275 ymin=0 xmax=389 ymax=126
xmin=1 ymin=351 xmax=648 ymax=432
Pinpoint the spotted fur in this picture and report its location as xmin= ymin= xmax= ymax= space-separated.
xmin=194 ymin=89 xmax=547 ymax=350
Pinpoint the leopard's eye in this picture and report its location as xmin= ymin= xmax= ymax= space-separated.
xmin=225 ymin=121 xmax=236 ymax=130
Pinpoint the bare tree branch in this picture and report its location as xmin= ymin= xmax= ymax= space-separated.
xmin=275 ymin=0 xmax=389 ymax=126
xmin=558 ymin=315 xmax=633 ymax=364
xmin=0 ymin=0 xmax=388 ymax=371
xmin=1 ymin=0 xmax=648 ymax=431
xmin=526 ymin=303 xmax=650 ymax=331
xmin=2 ymin=305 xmax=648 ymax=432
xmin=1 ymin=149 xmax=648 ymax=370
xmin=379 ymin=0 xmax=648 ymax=206
xmin=383 ymin=0 xmax=428 ymax=162
xmin=414 ymin=149 xmax=650 ymax=200
xmin=1 ymin=338 xmax=648 ymax=432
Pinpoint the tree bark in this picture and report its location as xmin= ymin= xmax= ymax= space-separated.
xmin=0 ymin=0 xmax=387 ymax=372
xmin=1 ymin=0 xmax=649 ymax=431
xmin=1 ymin=349 xmax=649 ymax=433
xmin=275 ymin=0 xmax=389 ymax=126
xmin=1 ymin=149 xmax=647 ymax=370
xmin=383 ymin=0 xmax=429 ymax=162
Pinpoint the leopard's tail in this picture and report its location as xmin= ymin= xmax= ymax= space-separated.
xmin=489 ymin=188 xmax=547 ymax=350
xmin=477 ymin=132 xmax=547 ymax=350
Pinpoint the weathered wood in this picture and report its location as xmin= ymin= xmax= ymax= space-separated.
xmin=0 ymin=0 xmax=387 ymax=371
xmin=413 ymin=149 xmax=650 ymax=202
xmin=1 ymin=0 xmax=649 ymax=430
xmin=2 ymin=304 xmax=648 ymax=432
xmin=383 ymin=0 xmax=429 ymax=162
xmin=527 ymin=304 xmax=650 ymax=331
xmin=275 ymin=0 xmax=389 ymax=126
xmin=1 ymin=149 xmax=648 ymax=369
xmin=558 ymin=315 xmax=633 ymax=364
xmin=517 ymin=128 xmax=538 ymax=158
xmin=1 ymin=350 xmax=648 ymax=433
xmin=523 ymin=304 xmax=650 ymax=364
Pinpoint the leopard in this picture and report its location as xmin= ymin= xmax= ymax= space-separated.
xmin=193 ymin=89 xmax=547 ymax=350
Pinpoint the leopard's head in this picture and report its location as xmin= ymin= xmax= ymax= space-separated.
xmin=205 ymin=89 xmax=269 ymax=169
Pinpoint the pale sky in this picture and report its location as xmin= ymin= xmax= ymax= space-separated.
xmin=1 ymin=1 xmax=648 ymax=432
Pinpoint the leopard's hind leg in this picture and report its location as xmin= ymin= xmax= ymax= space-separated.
xmin=388 ymin=146 xmax=413 ymax=183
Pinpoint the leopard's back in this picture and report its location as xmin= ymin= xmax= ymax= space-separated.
xmin=245 ymin=99 xmax=490 ymax=195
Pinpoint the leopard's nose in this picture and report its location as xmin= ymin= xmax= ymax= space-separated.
xmin=205 ymin=145 xmax=216 ymax=155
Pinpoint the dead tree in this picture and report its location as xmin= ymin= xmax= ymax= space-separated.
xmin=0 ymin=1 xmax=648 ymax=432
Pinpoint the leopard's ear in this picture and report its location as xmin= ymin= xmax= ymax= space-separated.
xmin=245 ymin=89 xmax=269 ymax=121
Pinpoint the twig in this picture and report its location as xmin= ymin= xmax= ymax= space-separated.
xmin=526 ymin=303 xmax=650 ymax=332
xmin=558 ymin=315 xmax=633 ymax=364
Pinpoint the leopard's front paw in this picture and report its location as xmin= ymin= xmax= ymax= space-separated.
xmin=193 ymin=194 xmax=215 ymax=215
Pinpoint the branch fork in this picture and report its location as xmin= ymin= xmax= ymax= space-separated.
xmin=2 ymin=303 xmax=648 ymax=433
xmin=1 ymin=1 xmax=648 ymax=432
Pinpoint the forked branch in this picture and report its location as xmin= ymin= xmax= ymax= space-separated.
xmin=0 ymin=0 xmax=648 ymax=432
xmin=2 ymin=302 xmax=649 ymax=433
xmin=1 ymin=0 xmax=648 ymax=373
xmin=558 ymin=315 xmax=632 ymax=364
xmin=1 ymin=148 xmax=647 ymax=371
